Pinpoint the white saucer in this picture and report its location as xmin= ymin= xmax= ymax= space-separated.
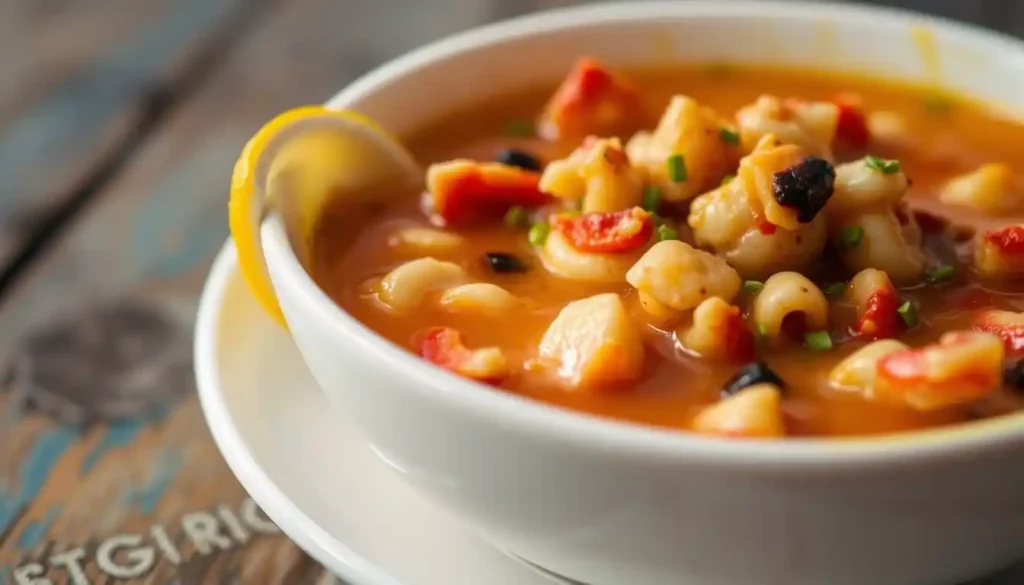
xmin=194 ymin=243 xmax=1024 ymax=585
xmin=194 ymin=243 xmax=577 ymax=585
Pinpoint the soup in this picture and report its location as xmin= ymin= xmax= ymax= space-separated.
xmin=310 ymin=58 xmax=1024 ymax=439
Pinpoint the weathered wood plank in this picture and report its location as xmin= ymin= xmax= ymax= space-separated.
xmin=0 ymin=0 xmax=256 ymax=273
xmin=0 ymin=0 xmax=544 ymax=582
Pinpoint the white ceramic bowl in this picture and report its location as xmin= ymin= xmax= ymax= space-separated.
xmin=257 ymin=3 xmax=1024 ymax=584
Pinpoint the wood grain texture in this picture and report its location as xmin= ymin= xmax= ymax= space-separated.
xmin=0 ymin=0 xmax=545 ymax=582
xmin=0 ymin=0 xmax=255 ymax=272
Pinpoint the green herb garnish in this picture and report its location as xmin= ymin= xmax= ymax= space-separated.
xmin=667 ymin=154 xmax=688 ymax=182
xmin=804 ymin=331 xmax=833 ymax=352
xmin=528 ymin=222 xmax=551 ymax=247
xmin=824 ymin=282 xmax=848 ymax=297
xmin=839 ymin=226 xmax=865 ymax=249
xmin=504 ymin=118 xmax=535 ymax=137
xmin=642 ymin=186 xmax=662 ymax=212
xmin=926 ymin=263 xmax=955 ymax=284
xmin=743 ymin=280 xmax=764 ymax=295
xmin=719 ymin=127 xmax=741 ymax=146
xmin=655 ymin=224 xmax=679 ymax=242
xmin=504 ymin=206 xmax=528 ymax=228
xmin=864 ymin=155 xmax=901 ymax=174
xmin=897 ymin=300 xmax=919 ymax=327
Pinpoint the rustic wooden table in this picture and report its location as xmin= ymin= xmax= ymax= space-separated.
xmin=2 ymin=1 xmax=1024 ymax=583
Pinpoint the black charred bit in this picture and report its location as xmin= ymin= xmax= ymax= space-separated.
xmin=484 ymin=252 xmax=527 ymax=273
xmin=772 ymin=156 xmax=836 ymax=223
xmin=722 ymin=361 xmax=786 ymax=398
xmin=1004 ymin=360 xmax=1024 ymax=393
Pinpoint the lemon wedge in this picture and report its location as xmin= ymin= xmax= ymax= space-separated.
xmin=229 ymin=106 xmax=422 ymax=325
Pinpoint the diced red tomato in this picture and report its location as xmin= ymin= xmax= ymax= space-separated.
xmin=554 ymin=207 xmax=654 ymax=253
xmin=419 ymin=327 xmax=506 ymax=383
xmin=984 ymin=225 xmax=1024 ymax=254
xmin=833 ymin=94 xmax=870 ymax=150
xmin=539 ymin=57 xmax=645 ymax=140
xmin=719 ymin=307 xmax=756 ymax=362
xmin=856 ymin=286 xmax=902 ymax=340
xmin=973 ymin=310 xmax=1024 ymax=354
xmin=427 ymin=160 xmax=553 ymax=225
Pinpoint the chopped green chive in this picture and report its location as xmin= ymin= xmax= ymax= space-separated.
xmin=897 ymin=300 xmax=919 ymax=327
xmin=743 ymin=280 xmax=764 ymax=295
xmin=824 ymin=282 xmax=848 ymax=297
xmin=926 ymin=263 xmax=955 ymax=284
xmin=839 ymin=226 xmax=865 ymax=249
xmin=720 ymin=174 xmax=736 ymax=186
xmin=719 ymin=127 xmax=741 ymax=146
xmin=804 ymin=331 xmax=833 ymax=352
xmin=504 ymin=118 xmax=535 ymax=137
xmin=655 ymin=224 xmax=679 ymax=242
xmin=642 ymin=186 xmax=662 ymax=212
xmin=864 ymin=155 xmax=901 ymax=174
xmin=504 ymin=205 xmax=528 ymax=228
xmin=528 ymin=222 xmax=551 ymax=247
xmin=667 ymin=154 xmax=688 ymax=182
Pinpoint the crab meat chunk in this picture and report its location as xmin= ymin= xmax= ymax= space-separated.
xmin=692 ymin=384 xmax=786 ymax=439
xmin=940 ymin=163 xmax=1024 ymax=215
xmin=540 ymin=137 xmax=644 ymax=212
xmin=736 ymin=95 xmax=839 ymax=160
xmin=826 ymin=157 xmax=910 ymax=217
xmin=974 ymin=225 xmax=1024 ymax=280
xmin=973 ymin=310 xmax=1024 ymax=354
xmin=420 ymin=327 xmax=507 ymax=382
xmin=538 ymin=293 xmax=644 ymax=389
xmin=626 ymin=240 xmax=742 ymax=311
xmin=827 ymin=339 xmax=909 ymax=393
xmin=626 ymin=95 xmax=740 ymax=201
xmin=874 ymin=331 xmax=1004 ymax=411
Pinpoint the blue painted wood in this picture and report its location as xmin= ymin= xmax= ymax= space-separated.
xmin=0 ymin=0 xmax=248 ymax=266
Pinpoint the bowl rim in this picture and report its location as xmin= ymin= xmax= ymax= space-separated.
xmin=262 ymin=0 xmax=1024 ymax=470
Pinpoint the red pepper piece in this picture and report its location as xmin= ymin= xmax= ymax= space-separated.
xmin=419 ymin=327 xmax=506 ymax=383
xmin=427 ymin=160 xmax=552 ymax=225
xmin=856 ymin=285 xmax=902 ymax=340
xmin=539 ymin=57 xmax=644 ymax=140
xmin=834 ymin=94 xmax=870 ymax=150
xmin=984 ymin=225 xmax=1024 ymax=254
xmin=721 ymin=307 xmax=756 ymax=362
xmin=973 ymin=310 xmax=1024 ymax=354
xmin=554 ymin=207 xmax=654 ymax=253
